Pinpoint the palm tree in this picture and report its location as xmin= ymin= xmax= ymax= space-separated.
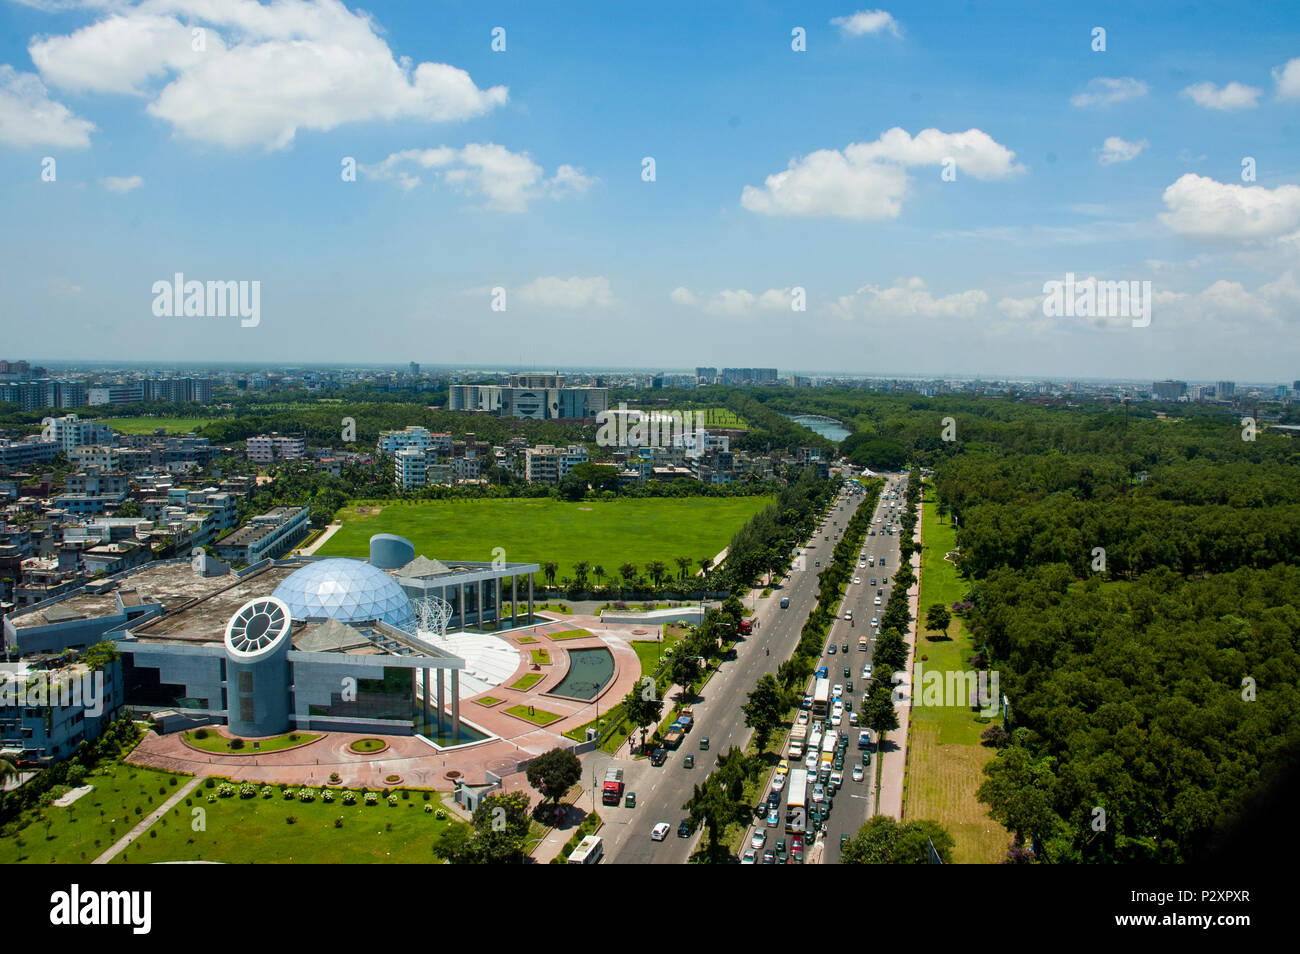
xmin=572 ymin=561 xmax=590 ymax=590
xmin=675 ymin=556 xmax=692 ymax=583
xmin=593 ymin=565 xmax=606 ymax=587
xmin=618 ymin=562 xmax=638 ymax=597
xmin=697 ymin=556 xmax=713 ymax=583
xmin=542 ymin=562 xmax=559 ymax=591
xmin=646 ymin=560 xmax=667 ymax=588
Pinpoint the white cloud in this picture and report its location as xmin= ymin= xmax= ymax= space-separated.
xmin=102 ymin=175 xmax=144 ymax=192
xmin=1099 ymin=136 xmax=1148 ymax=165
xmin=29 ymin=0 xmax=507 ymax=150
xmin=669 ymin=287 xmax=698 ymax=306
xmin=1273 ymin=57 xmax=1300 ymax=100
xmin=361 ymin=144 xmax=594 ymax=212
xmin=671 ymin=286 xmax=798 ymax=315
xmin=742 ymin=127 xmax=1022 ymax=220
xmin=831 ymin=277 xmax=988 ymax=321
xmin=1071 ymin=77 xmax=1149 ymax=107
xmin=0 ymin=65 xmax=94 ymax=147
xmin=996 ymin=296 xmax=1042 ymax=319
xmin=1160 ymin=173 xmax=1300 ymax=241
xmin=1182 ymin=81 xmax=1261 ymax=110
xmin=517 ymin=276 xmax=614 ymax=309
xmin=705 ymin=289 xmax=757 ymax=316
xmin=831 ymin=10 xmax=901 ymax=37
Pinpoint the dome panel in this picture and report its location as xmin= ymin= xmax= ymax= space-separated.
xmin=272 ymin=558 xmax=416 ymax=632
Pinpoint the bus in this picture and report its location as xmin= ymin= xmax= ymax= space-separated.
xmin=786 ymin=768 xmax=809 ymax=833
xmin=567 ymin=834 xmax=603 ymax=864
xmin=812 ymin=677 xmax=831 ymax=717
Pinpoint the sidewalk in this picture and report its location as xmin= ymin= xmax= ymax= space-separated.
xmin=93 ymin=776 xmax=203 ymax=864
xmin=875 ymin=497 xmax=921 ymax=819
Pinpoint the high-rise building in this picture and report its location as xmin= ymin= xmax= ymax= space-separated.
xmin=1152 ymin=380 xmax=1188 ymax=401
xmin=1216 ymin=381 xmax=1235 ymax=399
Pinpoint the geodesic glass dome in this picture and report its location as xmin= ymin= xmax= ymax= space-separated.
xmin=272 ymin=558 xmax=417 ymax=632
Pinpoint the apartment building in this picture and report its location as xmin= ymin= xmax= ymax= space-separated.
xmin=524 ymin=444 xmax=590 ymax=484
xmin=246 ymin=433 xmax=306 ymax=464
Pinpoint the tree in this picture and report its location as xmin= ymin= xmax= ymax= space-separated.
xmin=675 ymin=556 xmax=692 ymax=583
xmin=841 ymin=815 xmax=955 ymax=864
xmin=861 ymin=682 xmax=899 ymax=748
xmin=925 ymin=603 xmax=951 ymax=636
xmin=618 ymin=562 xmax=638 ymax=596
xmin=525 ymin=748 xmax=582 ymax=807
xmin=623 ymin=683 xmax=664 ymax=751
xmin=684 ymin=745 xmax=753 ymax=858
xmin=668 ymin=649 xmax=702 ymax=702
xmin=593 ymin=565 xmax=606 ymax=587
xmin=873 ymin=628 xmax=908 ymax=673
xmin=572 ymin=561 xmax=590 ymax=590
xmin=542 ymin=562 xmax=558 ymax=589
xmin=742 ymin=674 xmax=786 ymax=753
xmin=646 ymin=560 xmax=668 ymax=588
xmin=469 ymin=791 xmax=533 ymax=863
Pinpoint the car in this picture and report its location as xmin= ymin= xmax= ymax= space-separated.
xmin=625 ymin=791 xmax=637 ymax=808
xmin=831 ymin=712 xmax=842 ymax=726
xmin=801 ymin=694 xmax=813 ymax=710
xmin=766 ymin=790 xmax=782 ymax=810
xmin=870 ymin=617 xmax=878 ymax=627
xmin=883 ymin=576 xmax=889 ymax=584
xmin=751 ymin=829 xmax=766 ymax=849
xmin=846 ymin=680 xmax=854 ymax=694
xmin=870 ymin=578 xmax=877 ymax=586
xmin=791 ymin=833 xmax=804 ymax=854
xmin=831 ymin=771 xmax=844 ymax=790
xmin=699 ymin=736 xmax=709 ymax=750
xmin=849 ymin=711 xmax=859 ymax=726
xmin=833 ymin=683 xmax=844 ymax=698
xmin=868 ymin=530 xmax=875 ymax=536
xmin=761 ymin=849 xmax=776 ymax=864
xmin=874 ymin=597 xmax=881 ymax=606
xmin=844 ymin=610 xmax=853 ymax=621
xmin=852 ymin=764 xmax=865 ymax=782
xmin=683 ymin=754 xmax=695 ymax=768
xmin=805 ymin=751 xmax=819 ymax=771
xmin=843 ymin=667 xmax=851 ymax=679
xmin=797 ymin=711 xmax=809 ymax=725
xmin=853 ymin=577 xmax=861 ymax=585
xmin=880 ymin=558 xmax=887 ymax=567
xmin=877 ymin=588 xmax=884 ymax=596
xmin=767 ymin=808 xmax=780 ymax=827
xmin=816 ymin=666 xmax=828 ymax=678
xmin=780 ymin=597 xmax=789 ymax=608
xmin=771 ymin=772 xmax=785 ymax=792
xmin=858 ymin=730 xmax=872 ymax=749
xmin=651 ymin=747 xmax=667 ymax=766
xmin=775 ymin=839 xmax=788 ymax=862
xmin=858 ymin=560 xmax=866 ymax=567
xmin=776 ymin=759 xmax=790 ymax=777
xmin=651 ymin=822 xmax=671 ymax=841
xmin=833 ymin=698 xmax=844 ymax=713
xmin=812 ymin=783 xmax=825 ymax=802
xmin=741 ymin=849 xmax=757 ymax=864
xmin=841 ymin=643 xmax=849 ymax=654
xmin=828 ymin=644 xmax=836 ymax=655
xmin=862 ymin=665 xmax=873 ymax=682
xmin=678 ymin=818 xmax=693 ymax=838
xmin=862 ymin=751 xmax=872 ymax=766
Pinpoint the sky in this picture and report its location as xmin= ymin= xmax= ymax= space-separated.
xmin=1 ymin=0 xmax=1298 ymax=381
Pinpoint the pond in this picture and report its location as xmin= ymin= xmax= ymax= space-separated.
xmin=548 ymin=647 xmax=615 ymax=701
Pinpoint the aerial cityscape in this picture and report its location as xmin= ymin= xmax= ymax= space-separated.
xmin=1 ymin=0 xmax=1290 ymax=933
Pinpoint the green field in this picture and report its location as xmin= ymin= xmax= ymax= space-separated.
xmin=96 ymin=416 xmax=226 ymax=434
xmin=0 ymin=763 xmax=189 ymax=864
xmin=318 ymin=496 xmax=773 ymax=583
xmin=505 ymin=705 xmax=562 ymax=726
xmin=627 ymin=407 xmax=749 ymax=430
xmin=114 ymin=784 xmax=465 ymax=864
xmin=183 ymin=730 xmax=320 ymax=754
xmin=903 ymin=482 xmax=1007 ymax=864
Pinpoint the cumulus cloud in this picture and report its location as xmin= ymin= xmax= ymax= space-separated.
xmin=831 ymin=277 xmax=988 ymax=321
xmin=517 ymin=276 xmax=614 ymax=309
xmin=669 ymin=287 xmax=698 ymax=306
xmin=28 ymin=0 xmax=508 ymax=150
xmin=1071 ymin=77 xmax=1149 ymax=107
xmin=671 ymin=286 xmax=799 ymax=315
xmin=1182 ymin=81 xmax=1260 ymax=110
xmin=831 ymin=9 xmax=901 ymax=37
xmin=361 ymin=144 xmax=595 ymax=212
xmin=1160 ymin=173 xmax=1300 ymax=241
xmin=1273 ymin=57 xmax=1300 ymax=100
xmin=1099 ymin=136 xmax=1148 ymax=165
xmin=102 ymin=175 xmax=144 ymax=192
xmin=0 ymin=64 xmax=94 ymax=147
xmin=742 ymin=127 xmax=1022 ymax=220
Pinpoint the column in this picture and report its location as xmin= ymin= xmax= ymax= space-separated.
xmin=458 ymin=582 xmax=466 ymax=632
xmin=495 ymin=577 xmax=502 ymax=631
xmin=476 ymin=579 xmax=484 ymax=630
xmin=422 ymin=668 xmax=432 ymax=737
xmin=511 ymin=575 xmax=519 ymax=628
xmin=436 ymin=665 xmax=446 ymax=737
xmin=528 ymin=575 xmax=534 ymax=621
xmin=451 ymin=669 xmax=460 ymax=741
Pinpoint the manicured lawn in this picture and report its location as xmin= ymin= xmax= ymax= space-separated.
xmin=317 ymin=496 xmax=773 ymax=582
xmin=183 ymin=729 xmax=320 ymax=754
xmin=547 ymin=628 xmax=592 ymax=641
xmin=96 ymin=416 xmax=225 ymax=434
xmin=504 ymin=705 xmax=563 ymax=726
xmin=114 ymin=785 xmax=466 ymax=864
xmin=516 ymin=636 xmax=538 ymax=643
xmin=476 ymin=696 xmax=503 ymax=706
xmin=531 ymin=649 xmax=551 ymax=665
xmin=0 ymin=763 xmax=190 ymax=864
xmin=627 ymin=406 xmax=749 ymax=430
xmin=348 ymin=738 xmax=386 ymax=753
xmin=631 ymin=636 xmax=676 ymax=679
xmin=510 ymin=673 xmax=543 ymax=691
xmin=903 ymin=482 xmax=1007 ymax=864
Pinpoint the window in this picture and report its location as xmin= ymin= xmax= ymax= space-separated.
xmin=238 ymin=671 xmax=253 ymax=693
xmin=239 ymin=696 xmax=256 ymax=723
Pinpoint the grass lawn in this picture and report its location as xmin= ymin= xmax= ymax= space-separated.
xmin=509 ymin=673 xmax=543 ymax=691
xmin=0 ymin=763 xmax=189 ymax=864
xmin=476 ymin=696 xmax=503 ymax=706
xmin=505 ymin=705 xmax=563 ymax=726
xmin=547 ymin=628 xmax=592 ymax=641
xmin=114 ymin=785 xmax=466 ymax=864
xmin=903 ymin=482 xmax=1007 ymax=864
xmin=95 ymin=416 xmax=225 ymax=434
xmin=516 ymin=636 xmax=538 ymax=643
xmin=531 ymin=649 xmax=551 ymax=665
xmin=317 ymin=496 xmax=773 ymax=582
xmin=183 ymin=730 xmax=320 ymax=754
xmin=627 ymin=406 xmax=749 ymax=430
xmin=348 ymin=738 xmax=387 ymax=753
xmin=631 ymin=636 xmax=676 ymax=679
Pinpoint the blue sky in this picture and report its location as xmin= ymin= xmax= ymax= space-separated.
xmin=1 ymin=0 xmax=1298 ymax=380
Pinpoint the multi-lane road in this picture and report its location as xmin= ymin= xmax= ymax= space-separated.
xmin=595 ymin=482 xmax=871 ymax=863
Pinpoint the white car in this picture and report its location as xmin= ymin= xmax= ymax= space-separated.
xmin=812 ymin=783 xmax=825 ymax=802
xmin=751 ymin=828 xmax=766 ymax=849
xmin=741 ymin=849 xmax=757 ymax=864
xmin=852 ymin=765 xmax=864 ymax=782
xmin=771 ymin=772 xmax=785 ymax=792
xmin=805 ymin=751 xmax=819 ymax=771
xmin=831 ymin=712 xmax=843 ymax=726
xmin=858 ymin=561 xmax=866 ymax=569
xmin=871 ymin=617 xmax=878 ymax=627
xmin=850 ymin=711 xmax=860 ymax=726
xmin=862 ymin=665 xmax=873 ymax=680
xmin=832 ymin=684 xmax=844 ymax=698
xmin=830 ymin=771 xmax=844 ymax=790
xmin=874 ymin=597 xmax=881 ymax=606
xmin=844 ymin=610 xmax=853 ymax=621
xmin=652 ymin=822 xmax=671 ymax=841
xmin=797 ymin=711 xmax=809 ymax=726
xmin=853 ymin=577 xmax=861 ymax=584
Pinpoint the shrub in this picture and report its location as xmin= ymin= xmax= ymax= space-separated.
xmin=204 ymin=777 xmax=216 ymax=789
xmin=228 ymin=738 xmax=245 ymax=750
xmin=386 ymin=794 xmax=398 ymax=806
xmin=342 ymin=791 xmax=357 ymax=805
xmin=364 ymin=792 xmax=378 ymax=806
xmin=194 ymin=728 xmax=209 ymax=740
xmin=239 ymin=783 xmax=258 ymax=799
xmin=261 ymin=786 xmax=273 ymax=799
xmin=297 ymin=788 xmax=316 ymax=803
xmin=980 ymin=724 xmax=1009 ymax=748
xmin=217 ymin=783 xmax=236 ymax=799
xmin=322 ymin=789 xmax=335 ymax=803
xmin=424 ymin=804 xmax=433 ymax=813
xmin=168 ymin=777 xmax=178 ymax=787
xmin=285 ymin=815 xmax=297 ymax=825
xmin=435 ymin=809 xmax=447 ymax=820
xmin=334 ymin=817 xmax=344 ymax=828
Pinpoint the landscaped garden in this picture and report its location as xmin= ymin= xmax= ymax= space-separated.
xmin=348 ymin=738 xmax=387 ymax=754
xmin=182 ymin=728 xmax=320 ymax=754
xmin=509 ymin=673 xmax=544 ymax=691
xmin=546 ymin=629 xmax=592 ymax=641
xmin=504 ymin=705 xmax=563 ymax=726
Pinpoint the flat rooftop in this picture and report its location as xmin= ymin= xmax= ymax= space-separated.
xmin=124 ymin=563 xmax=300 ymax=646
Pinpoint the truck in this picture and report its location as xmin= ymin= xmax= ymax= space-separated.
xmin=601 ymin=767 xmax=624 ymax=805
xmin=789 ymin=725 xmax=808 ymax=759
xmin=737 ymin=619 xmax=753 ymax=636
xmin=664 ymin=726 xmax=685 ymax=750
xmin=677 ymin=707 xmax=694 ymax=733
